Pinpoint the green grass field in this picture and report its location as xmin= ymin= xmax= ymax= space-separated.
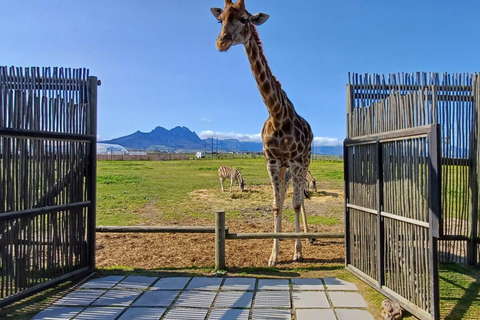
xmin=96 ymin=157 xmax=344 ymax=225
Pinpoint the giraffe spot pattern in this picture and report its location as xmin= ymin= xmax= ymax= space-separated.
xmin=261 ymin=81 xmax=271 ymax=95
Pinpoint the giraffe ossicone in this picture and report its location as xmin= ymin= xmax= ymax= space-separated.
xmin=211 ymin=0 xmax=314 ymax=267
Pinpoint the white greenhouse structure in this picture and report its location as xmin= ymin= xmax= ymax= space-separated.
xmin=97 ymin=143 xmax=128 ymax=155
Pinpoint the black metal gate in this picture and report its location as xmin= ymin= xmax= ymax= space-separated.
xmin=344 ymin=124 xmax=441 ymax=320
xmin=0 ymin=66 xmax=98 ymax=307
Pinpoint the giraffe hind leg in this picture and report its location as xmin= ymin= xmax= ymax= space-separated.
xmin=301 ymin=202 xmax=315 ymax=244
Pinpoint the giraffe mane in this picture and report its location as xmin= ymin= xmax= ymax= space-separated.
xmin=249 ymin=23 xmax=282 ymax=89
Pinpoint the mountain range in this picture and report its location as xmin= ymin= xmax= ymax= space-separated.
xmin=100 ymin=126 xmax=343 ymax=155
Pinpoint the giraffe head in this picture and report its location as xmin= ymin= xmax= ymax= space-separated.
xmin=210 ymin=0 xmax=269 ymax=52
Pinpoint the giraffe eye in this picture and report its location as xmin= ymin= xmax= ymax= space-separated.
xmin=239 ymin=17 xmax=248 ymax=24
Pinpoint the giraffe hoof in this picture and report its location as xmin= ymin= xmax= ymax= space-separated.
xmin=268 ymin=259 xmax=278 ymax=267
xmin=293 ymin=253 xmax=304 ymax=262
xmin=308 ymin=238 xmax=316 ymax=244
xmin=268 ymin=254 xmax=278 ymax=267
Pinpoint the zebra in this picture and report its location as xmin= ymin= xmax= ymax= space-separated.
xmin=305 ymin=170 xmax=317 ymax=192
xmin=285 ymin=169 xmax=317 ymax=194
xmin=284 ymin=168 xmax=316 ymax=243
xmin=218 ymin=166 xmax=245 ymax=192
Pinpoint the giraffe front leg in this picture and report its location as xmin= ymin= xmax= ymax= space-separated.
xmin=291 ymin=166 xmax=305 ymax=262
xmin=293 ymin=207 xmax=303 ymax=262
xmin=268 ymin=208 xmax=282 ymax=267
xmin=268 ymin=164 xmax=286 ymax=267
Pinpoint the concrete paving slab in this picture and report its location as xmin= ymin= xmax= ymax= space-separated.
xmin=208 ymin=308 xmax=250 ymax=320
xmin=117 ymin=307 xmax=166 ymax=320
xmin=291 ymin=278 xmax=324 ymax=291
xmin=254 ymin=290 xmax=291 ymax=308
xmin=80 ymin=276 xmax=125 ymax=289
xmin=186 ymin=277 xmax=223 ymax=291
xmin=257 ymin=278 xmax=289 ymax=291
xmin=174 ymin=290 xmax=217 ymax=308
xmin=251 ymin=308 xmax=292 ymax=320
xmin=292 ymin=291 xmax=330 ymax=308
xmin=151 ymin=277 xmax=191 ymax=290
xmin=336 ymin=309 xmax=375 ymax=320
xmin=214 ymin=291 xmax=253 ymax=308
xmin=295 ymin=309 xmax=337 ymax=320
xmin=328 ymin=291 xmax=368 ymax=308
xmin=163 ymin=308 xmax=209 ymax=320
xmin=32 ymin=307 xmax=83 ymax=320
xmin=53 ymin=289 xmax=105 ymax=306
xmin=115 ymin=276 xmax=157 ymax=290
xmin=34 ymin=276 xmax=377 ymax=320
xmin=323 ymin=277 xmax=358 ymax=291
xmin=92 ymin=290 xmax=141 ymax=306
xmin=133 ymin=290 xmax=180 ymax=307
xmin=73 ymin=307 xmax=124 ymax=320
xmin=221 ymin=277 xmax=256 ymax=291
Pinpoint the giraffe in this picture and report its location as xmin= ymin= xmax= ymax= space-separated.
xmin=211 ymin=0 xmax=314 ymax=266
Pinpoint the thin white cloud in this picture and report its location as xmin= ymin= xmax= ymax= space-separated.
xmin=199 ymin=130 xmax=262 ymax=143
xmin=200 ymin=118 xmax=212 ymax=123
xmin=199 ymin=130 xmax=342 ymax=146
xmin=313 ymin=137 xmax=343 ymax=147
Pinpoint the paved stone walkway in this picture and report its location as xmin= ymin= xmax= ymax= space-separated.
xmin=32 ymin=276 xmax=375 ymax=320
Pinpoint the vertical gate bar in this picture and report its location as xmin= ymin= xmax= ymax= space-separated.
xmin=86 ymin=76 xmax=98 ymax=271
xmin=343 ymin=141 xmax=351 ymax=265
xmin=469 ymin=75 xmax=479 ymax=265
xmin=428 ymin=123 xmax=441 ymax=320
xmin=429 ymin=124 xmax=442 ymax=238
xmin=376 ymin=140 xmax=385 ymax=287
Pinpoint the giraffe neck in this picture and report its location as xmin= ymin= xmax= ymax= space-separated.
xmin=244 ymin=24 xmax=293 ymax=125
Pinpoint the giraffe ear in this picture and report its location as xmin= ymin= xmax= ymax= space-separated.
xmin=210 ymin=8 xmax=223 ymax=19
xmin=251 ymin=13 xmax=269 ymax=26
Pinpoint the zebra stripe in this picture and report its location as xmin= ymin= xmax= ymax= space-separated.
xmin=218 ymin=166 xmax=245 ymax=192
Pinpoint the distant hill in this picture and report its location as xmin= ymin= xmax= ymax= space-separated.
xmin=101 ymin=126 xmax=204 ymax=152
xmin=100 ymin=126 xmax=343 ymax=155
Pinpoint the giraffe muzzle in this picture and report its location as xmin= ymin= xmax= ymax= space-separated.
xmin=216 ymin=35 xmax=233 ymax=51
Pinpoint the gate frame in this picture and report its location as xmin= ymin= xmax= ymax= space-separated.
xmin=344 ymin=124 xmax=441 ymax=320
xmin=0 ymin=69 xmax=98 ymax=308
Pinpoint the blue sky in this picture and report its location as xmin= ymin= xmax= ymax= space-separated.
xmin=2 ymin=0 xmax=479 ymax=146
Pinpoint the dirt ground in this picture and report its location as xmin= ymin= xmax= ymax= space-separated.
xmin=96 ymin=186 xmax=345 ymax=269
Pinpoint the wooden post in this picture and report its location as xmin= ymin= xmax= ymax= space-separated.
xmin=346 ymin=84 xmax=354 ymax=138
xmin=215 ymin=210 xmax=226 ymax=271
